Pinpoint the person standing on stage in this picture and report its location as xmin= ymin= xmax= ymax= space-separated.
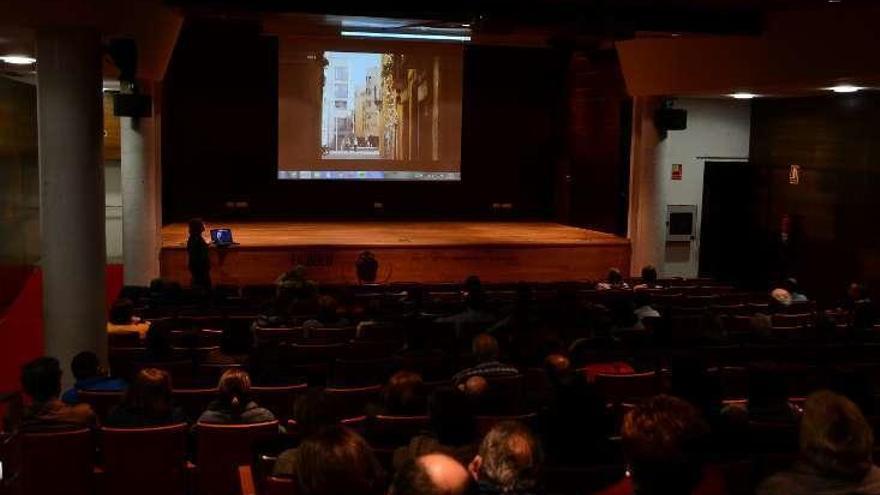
xmin=187 ymin=218 xmax=211 ymax=289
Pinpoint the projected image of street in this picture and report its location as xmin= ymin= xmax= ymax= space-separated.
xmin=321 ymin=51 xmax=440 ymax=161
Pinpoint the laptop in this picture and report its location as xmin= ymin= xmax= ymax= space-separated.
xmin=210 ymin=228 xmax=235 ymax=246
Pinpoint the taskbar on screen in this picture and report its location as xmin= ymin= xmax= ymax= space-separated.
xmin=278 ymin=170 xmax=460 ymax=181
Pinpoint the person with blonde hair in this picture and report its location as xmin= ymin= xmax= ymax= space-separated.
xmin=758 ymin=390 xmax=880 ymax=494
xmin=198 ymin=368 xmax=275 ymax=424
xmin=468 ymin=421 xmax=542 ymax=494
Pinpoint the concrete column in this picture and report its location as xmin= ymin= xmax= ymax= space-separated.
xmin=37 ymin=28 xmax=107 ymax=379
xmin=627 ymin=96 xmax=666 ymax=275
xmin=121 ymin=108 xmax=160 ymax=286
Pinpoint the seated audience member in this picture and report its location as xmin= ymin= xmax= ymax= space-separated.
xmin=632 ymin=292 xmax=661 ymax=330
xmin=542 ymin=353 xmax=613 ymax=465
xmin=782 ymin=278 xmax=808 ymax=303
xmin=598 ymin=395 xmax=720 ymax=495
xmin=303 ymin=294 xmax=351 ymax=329
xmin=107 ymin=297 xmax=150 ymax=339
xmin=452 ymin=334 xmax=518 ymax=385
xmin=380 ymin=370 xmax=427 ymax=416
xmin=19 ymin=357 xmax=96 ymax=430
xmin=141 ymin=318 xmax=178 ymax=364
xmin=395 ymin=387 xmax=479 ymax=469
xmin=436 ymin=276 xmax=497 ymax=327
xmin=843 ymin=283 xmax=877 ymax=331
xmin=758 ymin=390 xmax=880 ymax=495
xmin=204 ymin=325 xmax=253 ymax=365
xmin=293 ymin=426 xmax=385 ymax=495
xmin=633 ymin=265 xmax=663 ymax=290
xmin=391 ymin=454 xmax=472 ymax=495
xmin=105 ymin=368 xmax=186 ymax=427
xmin=727 ymin=365 xmax=798 ymax=424
xmin=356 ymin=250 xmax=380 ymax=285
xmin=198 ymin=369 xmax=275 ymax=424
xmin=62 ymin=351 xmax=126 ymax=405
xmin=597 ymin=268 xmax=630 ymax=291
xmin=274 ymin=390 xmax=337 ymax=476
xmin=468 ymin=421 xmax=543 ymax=495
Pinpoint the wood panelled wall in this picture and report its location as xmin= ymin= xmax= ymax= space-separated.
xmin=750 ymin=94 xmax=880 ymax=302
xmin=563 ymin=50 xmax=631 ymax=236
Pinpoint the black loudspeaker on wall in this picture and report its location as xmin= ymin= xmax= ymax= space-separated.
xmin=655 ymin=107 xmax=688 ymax=131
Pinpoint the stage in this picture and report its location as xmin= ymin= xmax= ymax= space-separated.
xmin=159 ymin=222 xmax=631 ymax=285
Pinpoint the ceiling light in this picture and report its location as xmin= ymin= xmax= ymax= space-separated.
xmin=341 ymin=31 xmax=471 ymax=42
xmin=730 ymin=92 xmax=757 ymax=99
xmin=829 ymin=84 xmax=862 ymax=93
xmin=461 ymin=23 xmax=471 ymax=28
xmin=0 ymin=55 xmax=36 ymax=65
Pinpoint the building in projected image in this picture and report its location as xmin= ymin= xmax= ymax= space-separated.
xmin=379 ymin=54 xmax=442 ymax=162
xmin=321 ymin=52 xmax=382 ymax=158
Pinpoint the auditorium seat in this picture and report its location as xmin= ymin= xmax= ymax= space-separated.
xmin=332 ymin=358 xmax=392 ymax=386
xmin=307 ymin=326 xmax=357 ymax=342
xmin=251 ymin=383 xmax=308 ymax=421
xmin=771 ymin=313 xmax=814 ymax=328
xmin=172 ymin=387 xmax=217 ymax=420
xmin=100 ymin=423 xmax=188 ymax=495
xmin=198 ymin=362 xmax=243 ymax=385
xmin=20 ymin=428 xmax=94 ymax=495
xmin=108 ymin=330 xmax=141 ymax=348
xmin=482 ymin=374 xmax=526 ymax=414
xmin=475 ymin=412 xmax=539 ymax=436
xmin=366 ymin=415 xmax=431 ymax=448
xmin=324 ymin=384 xmax=382 ymax=419
xmin=595 ymin=371 xmax=659 ymax=405
xmin=139 ymin=359 xmax=195 ymax=387
xmin=542 ymin=464 xmax=626 ymax=495
xmin=392 ymin=351 xmax=450 ymax=380
xmin=255 ymin=326 xmax=304 ymax=344
xmin=196 ymin=421 xmax=280 ymax=495
xmin=78 ymin=389 xmax=124 ymax=421
xmin=108 ymin=346 xmax=146 ymax=380
xmin=579 ymin=362 xmax=636 ymax=383
xmin=345 ymin=339 xmax=402 ymax=360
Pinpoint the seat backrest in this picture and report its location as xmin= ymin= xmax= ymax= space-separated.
xmin=368 ymin=415 xmax=431 ymax=447
xmin=137 ymin=359 xmax=195 ymax=387
xmin=108 ymin=330 xmax=141 ymax=348
xmin=481 ymin=374 xmax=525 ymax=414
xmin=324 ymin=385 xmax=383 ymax=419
xmin=595 ymin=372 xmax=659 ymax=404
xmin=101 ymin=423 xmax=188 ymax=495
xmin=251 ymin=384 xmax=308 ymax=420
xmin=198 ymin=363 xmax=243 ymax=386
xmin=21 ymin=428 xmax=94 ymax=495
xmin=196 ymin=421 xmax=280 ymax=495
xmin=475 ymin=412 xmax=538 ymax=436
xmin=172 ymin=387 xmax=218 ymax=421
xmin=332 ymin=358 xmax=391 ymax=386
xmin=78 ymin=389 xmax=124 ymax=422
xmin=266 ymin=476 xmax=297 ymax=495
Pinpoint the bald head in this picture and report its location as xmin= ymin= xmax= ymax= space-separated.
xmin=460 ymin=375 xmax=489 ymax=397
xmin=544 ymin=354 xmax=570 ymax=374
xmin=391 ymin=454 xmax=470 ymax=495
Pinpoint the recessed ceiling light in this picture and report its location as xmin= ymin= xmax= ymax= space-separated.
xmin=461 ymin=23 xmax=471 ymax=28
xmin=0 ymin=55 xmax=36 ymax=65
xmin=829 ymin=84 xmax=862 ymax=93
xmin=730 ymin=92 xmax=757 ymax=99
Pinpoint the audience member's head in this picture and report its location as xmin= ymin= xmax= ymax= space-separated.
xmin=469 ymin=421 xmax=542 ymax=494
xmin=122 ymin=368 xmax=173 ymax=419
xmin=621 ymin=395 xmax=709 ymax=495
xmin=109 ymin=298 xmax=135 ymax=325
xmin=641 ymin=265 xmax=658 ymax=285
xmin=544 ymin=353 xmax=571 ymax=378
xmin=429 ymin=387 xmax=477 ymax=447
xmin=21 ymin=357 xmax=63 ymax=403
xmin=356 ymin=250 xmax=379 ymax=284
xmin=70 ymin=351 xmax=104 ymax=382
xmin=848 ymin=282 xmax=868 ymax=302
xmin=293 ymin=389 xmax=336 ymax=434
xmin=606 ymin=268 xmax=624 ymax=285
xmin=217 ymin=368 xmax=253 ymax=417
xmin=799 ymin=390 xmax=874 ymax=479
xmin=391 ymin=454 xmax=471 ymax=495
xmin=315 ymin=295 xmax=342 ymax=324
xmin=771 ymin=288 xmax=793 ymax=307
xmin=295 ymin=426 xmax=384 ymax=495
xmin=463 ymin=276 xmax=487 ymax=310
xmin=472 ymin=334 xmax=500 ymax=363
xmin=460 ymin=375 xmax=489 ymax=398
xmin=385 ymin=370 xmax=426 ymax=415
xmin=188 ymin=218 xmax=205 ymax=237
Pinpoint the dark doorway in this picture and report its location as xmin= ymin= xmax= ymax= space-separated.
xmin=699 ymin=162 xmax=764 ymax=287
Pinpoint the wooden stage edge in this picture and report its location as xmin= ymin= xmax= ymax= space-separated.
xmin=160 ymin=222 xmax=631 ymax=286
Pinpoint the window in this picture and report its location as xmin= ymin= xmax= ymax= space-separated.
xmin=335 ymin=100 xmax=347 ymax=110
xmin=335 ymin=67 xmax=348 ymax=81
xmin=334 ymin=83 xmax=348 ymax=99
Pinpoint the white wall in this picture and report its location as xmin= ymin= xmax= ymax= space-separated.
xmin=630 ymin=98 xmax=751 ymax=278
xmin=105 ymin=160 xmax=123 ymax=263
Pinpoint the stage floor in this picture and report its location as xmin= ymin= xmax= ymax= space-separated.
xmin=160 ymin=221 xmax=630 ymax=285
